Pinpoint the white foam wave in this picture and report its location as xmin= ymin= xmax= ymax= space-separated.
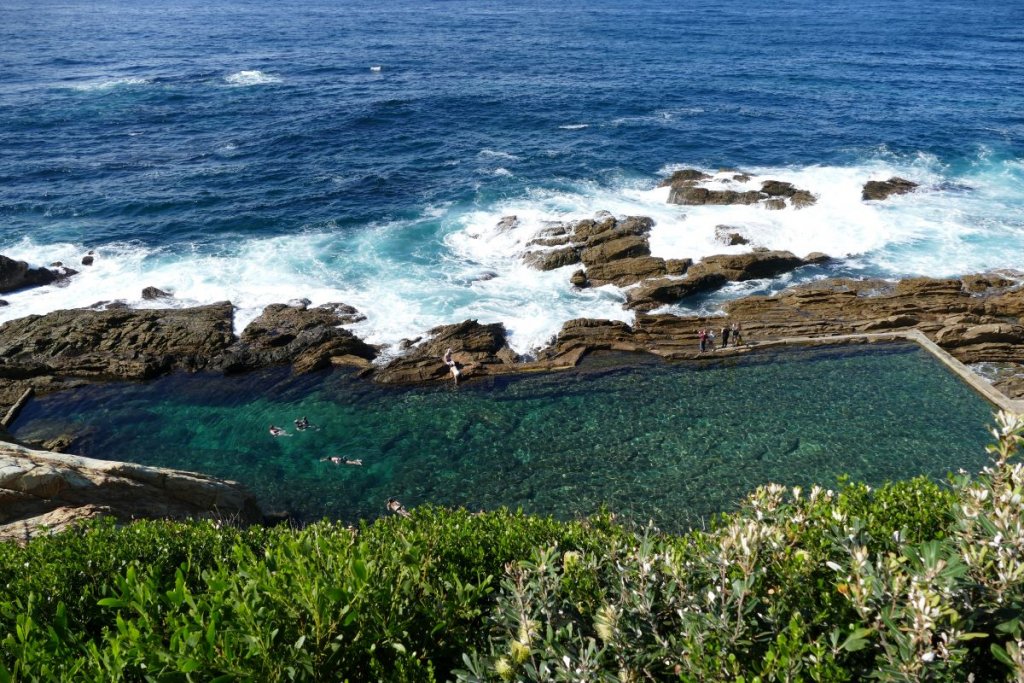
xmin=558 ymin=124 xmax=589 ymax=130
xmin=224 ymin=70 xmax=282 ymax=86
xmin=67 ymin=77 xmax=150 ymax=92
xmin=3 ymin=155 xmax=1022 ymax=357
xmin=492 ymin=167 xmax=513 ymax=177
xmin=478 ymin=149 xmax=521 ymax=161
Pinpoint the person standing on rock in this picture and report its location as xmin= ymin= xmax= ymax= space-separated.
xmin=720 ymin=325 xmax=730 ymax=348
xmin=706 ymin=329 xmax=716 ymax=351
xmin=443 ymin=347 xmax=461 ymax=385
xmin=698 ymin=329 xmax=707 ymax=353
xmin=732 ymin=321 xmax=744 ymax=345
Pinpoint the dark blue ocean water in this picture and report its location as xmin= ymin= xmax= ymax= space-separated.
xmin=1 ymin=0 xmax=1023 ymax=349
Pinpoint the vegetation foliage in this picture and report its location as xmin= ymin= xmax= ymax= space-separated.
xmin=2 ymin=412 xmax=1023 ymax=682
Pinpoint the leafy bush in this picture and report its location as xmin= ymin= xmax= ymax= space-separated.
xmin=1 ymin=414 xmax=1022 ymax=682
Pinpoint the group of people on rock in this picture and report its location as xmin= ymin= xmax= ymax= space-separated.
xmin=698 ymin=322 xmax=744 ymax=353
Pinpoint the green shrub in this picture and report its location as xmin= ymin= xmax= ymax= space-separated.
xmin=2 ymin=414 xmax=1022 ymax=682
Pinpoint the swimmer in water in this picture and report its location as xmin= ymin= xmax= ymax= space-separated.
xmin=269 ymin=425 xmax=288 ymax=437
xmin=320 ymin=456 xmax=362 ymax=466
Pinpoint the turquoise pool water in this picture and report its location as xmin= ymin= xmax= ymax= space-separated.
xmin=12 ymin=343 xmax=995 ymax=531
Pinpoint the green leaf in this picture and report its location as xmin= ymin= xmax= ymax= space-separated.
xmin=352 ymin=559 xmax=368 ymax=583
xmin=97 ymin=598 xmax=129 ymax=609
xmin=839 ymin=628 xmax=873 ymax=652
xmin=958 ymin=632 xmax=988 ymax=641
xmin=0 ymin=659 xmax=12 ymax=683
xmin=391 ymin=641 xmax=407 ymax=654
xmin=294 ymin=635 xmax=306 ymax=650
xmin=179 ymin=659 xmax=201 ymax=673
xmin=991 ymin=643 xmax=1014 ymax=667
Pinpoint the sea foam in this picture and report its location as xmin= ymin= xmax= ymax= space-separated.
xmin=67 ymin=77 xmax=150 ymax=92
xmin=2 ymin=156 xmax=1022 ymax=357
xmin=224 ymin=70 xmax=282 ymax=86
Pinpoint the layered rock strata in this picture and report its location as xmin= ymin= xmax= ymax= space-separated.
xmin=0 ymin=441 xmax=263 ymax=543
xmin=523 ymin=214 xmax=690 ymax=288
xmin=625 ymin=250 xmax=830 ymax=311
xmin=373 ymin=275 xmax=1024 ymax=400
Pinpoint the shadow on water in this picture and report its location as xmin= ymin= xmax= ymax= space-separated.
xmin=11 ymin=343 xmax=995 ymax=532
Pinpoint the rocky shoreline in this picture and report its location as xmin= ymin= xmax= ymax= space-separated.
xmin=1 ymin=270 xmax=1021 ymax=414
xmin=2 ymin=171 xmax=1022 ymax=536
xmin=0 ymin=439 xmax=264 ymax=543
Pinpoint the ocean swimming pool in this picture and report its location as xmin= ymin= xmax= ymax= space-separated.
xmin=12 ymin=342 xmax=996 ymax=531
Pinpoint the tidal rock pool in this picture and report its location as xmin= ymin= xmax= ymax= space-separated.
xmin=12 ymin=343 xmax=995 ymax=531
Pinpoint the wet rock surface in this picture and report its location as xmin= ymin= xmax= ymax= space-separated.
xmin=626 ymin=250 xmax=825 ymax=311
xmin=0 ymin=254 xmax=76 ymax=294
xmin=862 ymin=177 xmax=918 ymax=201
xmin=662 ymin=169 xmax=817 ymax=209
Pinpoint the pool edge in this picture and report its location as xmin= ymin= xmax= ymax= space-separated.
xmin=749 ymin=330 xmax=1024 ymax=416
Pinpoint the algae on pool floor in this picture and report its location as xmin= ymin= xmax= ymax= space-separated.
xmin=12 ymin=343 xmax=993 ymax=531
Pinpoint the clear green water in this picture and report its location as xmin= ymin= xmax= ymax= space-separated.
xmin=12 ymin=343 xmax=995 ymax=531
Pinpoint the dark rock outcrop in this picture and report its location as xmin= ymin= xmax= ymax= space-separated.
xmin=669 ymin=186 xmax=763 ymax=206
xmin=142 ymin=286 xmax=172 ymax=300
xmin=373 ymin=319 xmax=517 ymax=384
xmin=216 ymin=302 xmax=376 ymax=375
xmin=715 ymin=226 xmax=750 ymax=246
xmin=523 ymin=215 xmax=685 ymax=288
xmin=584 ymin=257 xmax=690 ymax=287
xmin=626 ymin=250 xmax=820 ymax=311
xmin=658 ymin=169 xmax=711 ymax=186
xmin=0 ymin=302 xmax=236 ymax=381
xmin=523 ymin=246 xmax=581 ymax=271
xmin=0 ymin=299 xmax=380 ymax=415
xmin=662 ymin=171 xmax=817 ymax=209
xmin=626 ymin=273 xmax=728 ymax=311
xmin=862 ymin=177 xmax=918 ymax=201
xmin=0 ymin=255 xmax=75 ymax=294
